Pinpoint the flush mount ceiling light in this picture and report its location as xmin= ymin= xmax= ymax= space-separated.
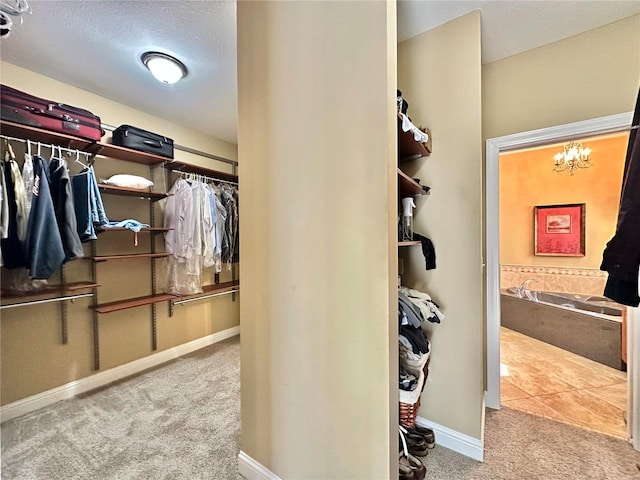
xmin=553 ymin=141 xmax=592 ymax=175
xmin=141 ymin=52 xmax=188 ymax=85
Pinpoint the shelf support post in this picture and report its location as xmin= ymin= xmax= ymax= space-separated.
xmin=91 ymin=240 xmax=100 ymax=370
xmin=150 ymin=178 xmax=158 ymax=351
xmin=59 ymin=265 xmax=68 ymax=344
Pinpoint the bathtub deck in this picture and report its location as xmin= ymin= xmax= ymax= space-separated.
xmin=501 ymin=327 xmax=627 ymax=439
xmin=501 ymin=293 xmax=623 ymax=370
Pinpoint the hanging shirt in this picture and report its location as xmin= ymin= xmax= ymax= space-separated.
xmin=1 ymin=159 xmax=27 ymax=268
xmin=24 ymin=155 xmax=66 ymax=279
xmin=49 ymin=157 xmax=84 ymax=261
xmin=8 ymin=157 xmax=29 ymax=242
xmin=72 ymin=166 xmax=108 ymax=242
xmin=22 ymin=152 xmax=34 ymax=214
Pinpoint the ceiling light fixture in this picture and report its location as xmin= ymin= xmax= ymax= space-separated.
xmin=553 ymin=141 xmax=592 ymax=175
xmin=141 ymin=52 xmax=188 ymax=85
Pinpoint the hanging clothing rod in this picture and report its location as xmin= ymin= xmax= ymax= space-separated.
xmin=172 ymin=169 xmax=238 ymax=186
xmin=101 ymin=123 xmax=238 ymax=166
xmin=0 ymin=135 xmax=94 ymax=158
xmin=171 ymin=288 xmax=240 ymax=307
xmin=0 ymin=293 xmax=94 ymax=310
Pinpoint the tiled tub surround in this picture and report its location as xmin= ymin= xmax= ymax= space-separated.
xmin=501 ymin=264 xmax=607 ymax=296
xmin=501 ymin=290 xmax=623 ymax=370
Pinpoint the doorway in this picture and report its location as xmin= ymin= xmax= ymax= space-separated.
xmin=485 ymin=112 xmax=640 ymax=449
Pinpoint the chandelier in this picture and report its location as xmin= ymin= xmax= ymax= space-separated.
xmin=553 ymin=141 xmax=592 ymax=175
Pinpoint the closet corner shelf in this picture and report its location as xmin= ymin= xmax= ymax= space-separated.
xmin=86 ymin=143 xmax=168 ymax=165
xmin=165 ymin=160 xmax=238 ymax=184
xmin=0 ymin=281 xmax=99 ymax=301
xmin=398 ymin=241 xmax=422 ymax=247
xmin=397 ymin=169 xmax=429 ymax=198
xmin=0 ymin=120 xmax=95 ymax=150
xmin=398 ymin=116 xmax=430 ymax=163
xmin=97 ymin=227 xmax=172 ymax=234
xmin=91 ymin=293 xmax=177 ymax=314
xmin=98 ymin=184 xmax=169 ymax=201
xmin=91 ymin=253 xmax=171 ymax=262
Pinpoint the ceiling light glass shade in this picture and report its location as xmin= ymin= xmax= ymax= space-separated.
xmin=141 ymin=52 xmax=188 ymax=85
xmin=552 ymin=141 xmax=592 ymax=175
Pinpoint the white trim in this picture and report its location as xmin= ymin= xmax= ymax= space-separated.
xmin=0 ymin=326 xmax=240 ymax=423
xmin=238 ymin=451 xmax=283 ymax=480
xmin=485 ymin=112 xmax=634 ymax=413
xmin=416 ymin=416 xmax=484 ymax=461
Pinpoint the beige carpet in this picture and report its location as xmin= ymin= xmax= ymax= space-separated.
xmin=424 ymin=407 xmax=640 ymax=480
xmin=1 ymin=336 xmax=242 ymax=480
xmin=2 ymin=334 xmax=640 ymax=479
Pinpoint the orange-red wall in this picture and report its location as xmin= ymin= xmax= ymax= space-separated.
xmin=500 ymin=133 xmax=628 ymax=269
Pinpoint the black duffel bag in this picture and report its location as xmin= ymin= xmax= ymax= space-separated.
xmin=112 ymin=124 xmax=174 ymax=159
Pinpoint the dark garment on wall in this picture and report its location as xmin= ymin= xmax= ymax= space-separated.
xmin=49 ymin=157 xmax=84 ymax=261
xmin=25 ymin=156 xmax=66 ymax=279
xmin=1 ymin=159 xmax=26 ymax=268
xmin=600 ymin=88 xmax=640 ymax=306
xmin=414 ymin=232 xmax=436 ymax=270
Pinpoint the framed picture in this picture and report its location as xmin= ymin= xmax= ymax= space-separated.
xmin=534 ymin=203 xmax=585 ymax=256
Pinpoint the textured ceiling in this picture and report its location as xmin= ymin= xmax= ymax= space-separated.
xmin=398 ymin=0 xmax=640 ymax=63
xmin=1 ymin=0 xmax=238 ymax=143
xmin=2 ymin=1 xmax=639 ymax=145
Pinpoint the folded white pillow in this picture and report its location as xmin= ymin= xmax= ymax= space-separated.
xmin=102 ymin=174 xmax=154 ymax=189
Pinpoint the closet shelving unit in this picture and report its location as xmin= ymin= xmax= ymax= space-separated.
xmin=162 ymin=159 xmax=240 ymax=308
xmin=397 ymin=120 xmax=430 ymax=249
xmin=0 ymin=119 xmax=240 ymax=370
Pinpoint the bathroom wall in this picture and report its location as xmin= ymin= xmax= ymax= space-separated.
xmin=500 ymin=133 xmax=628 ymax=294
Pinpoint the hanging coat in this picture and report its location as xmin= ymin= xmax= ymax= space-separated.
xmin=600 ymin=89 xmax=640 ymax=306
xmin=49 ymin=157 xmax=84 ymax=261
xmin=24 ymin=155 xmax=66 ymax=279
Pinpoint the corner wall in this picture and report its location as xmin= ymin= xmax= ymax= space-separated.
xmin=0 ymin=62 xmax=239 ymax=405
xmin=398 ymin=12 xmax=485 ymax=441
xmin=237 ymin=1 xmax=397 ymax=478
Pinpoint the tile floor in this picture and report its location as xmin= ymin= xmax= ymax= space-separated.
xmin=500 ymin=326 xmax=628 ymax=439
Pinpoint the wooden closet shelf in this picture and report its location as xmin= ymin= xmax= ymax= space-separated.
xmin=98 ymin=184 xmax=169 ymax=201
xmin=87 ymin=143 xmax=169 ymax=165
xmin=0 ymin=120 xmax=95 ymax=150
xmin=165 ymin=160 xmax=238 ymax=184
xmin=398 ymin=241 xmax=422 ymax=247
xmin=91 ymin=293 xmax=177 ymax=314
xmin=397 ymin=169 xmax=429 ymax=198
xmin=91 ymin=253 xmax=171 ymax=262
xmin=97 ymin=227 xmax=172 ymax=233
xmin=398 ymin=116 xmax=429 ymax=163
xmin=0 ymin=281 xmax=99 ymax=300
xmin=173 ymin=280 xmax=240 ymax=301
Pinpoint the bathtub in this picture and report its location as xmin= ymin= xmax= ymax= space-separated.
xmin=500 ymin=288 xmax=624 ymax=370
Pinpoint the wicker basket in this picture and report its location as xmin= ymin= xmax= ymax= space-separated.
xmin=399 ymin=357 xmax=430 ymax=429
xmin=400 ymin=396 xmax=421 ymax=428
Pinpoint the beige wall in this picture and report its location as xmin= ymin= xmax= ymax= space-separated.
xmin=398 ymin=12 xmax=485 ymax=440
xmin=483 ymin=14 xmax=640 ymax=141
xmin=238 ymin=1 xmax=397 ymax=478
xmin=1 ymin=62 xmax=239 ymax=404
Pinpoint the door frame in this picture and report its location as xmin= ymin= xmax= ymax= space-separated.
xmin=484 ymin=112 xmax=638 ymax=445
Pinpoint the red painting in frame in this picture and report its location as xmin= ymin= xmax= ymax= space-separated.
xmin=534 ymin=203 xmax=585 ymax=256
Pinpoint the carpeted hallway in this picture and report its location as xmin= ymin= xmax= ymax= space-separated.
xmin=2 ymin=335 xmax=639 ymax=479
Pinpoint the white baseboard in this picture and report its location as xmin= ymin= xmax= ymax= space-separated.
xmin=1 ymin=326 xmax=240 ymax=423
xmin=238 ymin=451 xmax=283 ymax=480
xmin=416 ymin=416 xmax=484 ymax=462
